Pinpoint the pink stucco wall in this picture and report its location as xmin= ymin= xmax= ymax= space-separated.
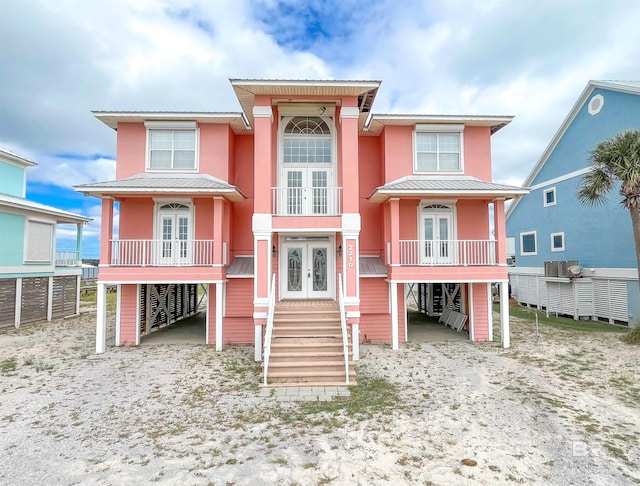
xmin=463 ymin=127 xmax=492 ymax=181
xmin=116 ymin=123 xmax=146 ymax=178
xmin=118 ymin=199 xmax=154 ymax=239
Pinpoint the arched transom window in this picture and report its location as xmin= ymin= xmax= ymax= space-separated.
xmin=283 ymin=116 xmax=332 ymax=164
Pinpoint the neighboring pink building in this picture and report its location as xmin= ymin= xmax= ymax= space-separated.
xmin=77 ymin=80 xmax=525 ymax=382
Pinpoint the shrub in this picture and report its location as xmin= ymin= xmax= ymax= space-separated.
xmin=622 ymin=326 xmax=640 ymax=345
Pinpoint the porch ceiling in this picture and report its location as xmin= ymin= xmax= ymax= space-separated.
xmin=74 ymin=173 xmax=247 ymax=202
xmin=368 ymin=175 xmax=529 ymax=203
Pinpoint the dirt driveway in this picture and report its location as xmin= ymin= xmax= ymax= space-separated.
xmin=1 ymin=309 xmax=638 ymax=485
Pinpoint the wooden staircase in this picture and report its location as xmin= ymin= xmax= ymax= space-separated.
xmin=263 ymin=300 xmax=357 ymax=387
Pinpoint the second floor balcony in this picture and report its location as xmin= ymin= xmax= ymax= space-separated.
xmin=397 ymin=239 xmax=496 ymax=266
xmin=272 ymin=186 xmax=342 ymax=216
xmin=110 ymin=239 xmax=215 ymax=267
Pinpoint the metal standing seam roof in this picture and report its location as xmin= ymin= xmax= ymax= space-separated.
xmin=368 ymin=176 xmax=529 ymax=202
xmin=226 ymin=256 xmax=254 ymax=277
xmin=0 ymin=192 xmax=92 ymax=223
xmin=75 ymin=173 xmax=247 ymax=201
xmin=360 ymin=256 xmax=387 ymax=276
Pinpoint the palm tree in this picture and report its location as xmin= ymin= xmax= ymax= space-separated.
xmin=577 ymin=129 xmax=640 ymax=279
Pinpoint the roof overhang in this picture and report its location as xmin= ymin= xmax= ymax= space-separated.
xmin=364 ymin=114 xmax=514 ymax=136
xmin=0 ymin=195 xmax=91 ymax=224
xmin=75 ymin=174 xmax=247 ymax=202
xmin=230 ymin=79 xmax=381 ymax=130
xmin=368 ymin=176 xmax=529 ymax=203
xmin=92 ymin=111 xmax=250 ymax=134
xmin=0 ymin=148 xmax=37 ymax=168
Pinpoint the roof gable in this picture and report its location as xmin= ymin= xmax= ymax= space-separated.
xmin=507 ymin=80 xmax=640 ymax=219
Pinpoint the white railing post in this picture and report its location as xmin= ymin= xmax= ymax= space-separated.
xmin=255 ymin=325 xmax=263 ymax=361
xmin=338 ymin=273 xmax=350 ymax=384
xmin=262 ymin=273 xmax=277 ymax=386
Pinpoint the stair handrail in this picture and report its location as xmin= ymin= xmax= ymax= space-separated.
xmin=338 ymin=273 xmax=350 ymax=385
xmin=263 ymin=273 xmax=277 ymax=386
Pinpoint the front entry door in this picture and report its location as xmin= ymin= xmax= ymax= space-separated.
xmin=422 ymin=214 xmax=451 ymax=264
xmin=281 ymin=242 xmax=332 ymax=299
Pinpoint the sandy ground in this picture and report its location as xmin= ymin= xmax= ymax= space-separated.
xmin=1 ymin=308 xmax=638 ymax=486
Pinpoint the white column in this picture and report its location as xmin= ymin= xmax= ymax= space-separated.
xmin=500 ymin=281 xmax=510 ymax=348
xmin=75 ymin=275 xmax=81 ymax=315
xmin=47 ymin=277 xmax=53 ymax=321
xmin=254 ymin=325 xmax=263 ymax=361
xmin=14 ymin=278 xmax=22 ymax=328
xmin=469 ymin=283 xmax=475 ymax=342
xmin=116 ymin=284 xmax=123 ymax=346
xmin=96 ymin=283 xmax=107 ymax=354
xmin=488 ymin=282 xmax=494 ymax=341
xmin=390 ymin=281 xmax=398 ymax=350
xmin=352 ymin=323 xmax=359 ymax=360
xmin=215 ymin=282 xmax=224 ymax=351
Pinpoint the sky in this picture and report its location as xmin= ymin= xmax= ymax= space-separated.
xmin=1 ymin=0 xmax=639 ymax=258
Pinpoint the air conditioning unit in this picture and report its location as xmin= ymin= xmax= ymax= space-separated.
xmin=544 ymin=261 xmax=558 ymax=277
xmin=558 ymin=260 xmax=579 ymax=278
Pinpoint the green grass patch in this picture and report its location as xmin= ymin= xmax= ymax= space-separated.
xmin=0 ymin=357 xmax=17 ymax=374
xmin=281 ymin=368 xmax=399 ymax=425
xmin=500 ymin=304 xmax=626 ymax=333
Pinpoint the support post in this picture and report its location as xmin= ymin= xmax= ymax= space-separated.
xmin=500 ymin=281 xmax=510 ymax=348
xmin=390 ymin=281 xmax=399 ymax=350
xmin=255 ymin=324 xmax=263 ymax=361
xmin=96 ymin=283 xmax=107 ymax=353
xmin=215 ymin=282 xmax=224 ymax=351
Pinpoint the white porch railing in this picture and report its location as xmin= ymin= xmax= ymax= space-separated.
xmin=262 ymin=273 xmax=277 ymax=386
xmin=398 ymin=239 xmax=496 ymax=266
xmin=272 ymin=186 xmax=342 ymax=216
xmin=337 ymin=273 xmax=350 ymax=385
xmin=110 ymin=239 xmax=214 ymax=267
xmin=55 ymin=250 xmax=81 ymax=266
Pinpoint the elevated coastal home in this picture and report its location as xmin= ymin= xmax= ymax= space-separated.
xmin=76 ymin=79 xmax=526 ymax=385
xmin=506 ymin=80 xmax=640 ymax=327
xmin=0 ymin=148 xmax=90 ymax=330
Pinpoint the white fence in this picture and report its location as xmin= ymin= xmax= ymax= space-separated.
xmin=509 ymin=270 xmax=632 ymax=324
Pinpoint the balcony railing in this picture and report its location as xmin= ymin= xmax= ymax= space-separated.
xmin=55 ymin=251 xmax=81 ymax=267
xmin=272 ymin=186 xmax=342 ymax=216
xmin=110 ymin=239 xmax=214 ymax=267
xmin=398 ymin=240 xmax=496 ymax=266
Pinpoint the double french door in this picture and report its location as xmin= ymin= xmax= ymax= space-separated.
xmin=281 ymin=241 xmax=333 ymax=299
xmin=282 ymin=168 xmax=333 ymax=215
xmin=159 ymin=211 xmax=190 ymax=265
xmin=422 ymin=213 xmax=452 ymax=264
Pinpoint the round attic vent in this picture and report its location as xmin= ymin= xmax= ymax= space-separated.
xmin=588 ymin=94 xmax=604 ymax=115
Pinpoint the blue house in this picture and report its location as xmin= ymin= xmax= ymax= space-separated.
xmin=0 ymin=148 xmax=91 ymax=330
xmin=506 ymin=80 xmax=640 ymax=327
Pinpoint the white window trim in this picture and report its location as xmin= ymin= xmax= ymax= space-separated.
xmin=520 ymin=231 xmax=537 ymax=256
xmin=153 ymin=199 xmax=195 ymax=241
xmin=417 ymin=200 xmax=458 ymax=241
xmin=145 ymin=121 xmax=199 ymax=172
xmin=277 ymin=114 xmax=337 ymax=186
xmin=413 ymin=124 xmax=464 ymax=174
xmin=543 ymin=187 xmax=556 ymax=207
xmin=24 ymin=218 xmax=54 ymax=264
xmin=551 ymin=232 xmax=565 ymax=252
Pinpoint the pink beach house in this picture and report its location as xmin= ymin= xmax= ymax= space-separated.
xmin=76 ymin=79 xmax=527 ymax=385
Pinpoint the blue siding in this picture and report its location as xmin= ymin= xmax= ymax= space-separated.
xmin=0 ymin=212 xmax=25 ymax=266
xmin=0 ymin=161 xmax=26 ymax=197
xmin=507 ymin=86 xmax=640 ymax=269
xmin=533 ymin=88 xmax=640 ymax=185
